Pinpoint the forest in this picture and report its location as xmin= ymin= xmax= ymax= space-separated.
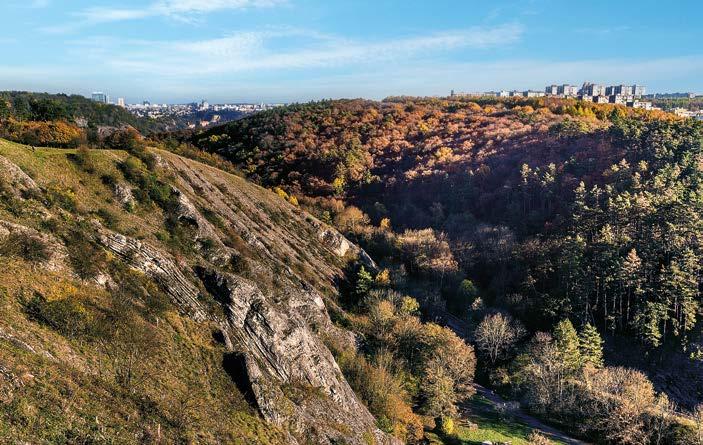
xmin=2 ymin=92 xmax=703 ymax=443
xmin=191 ymin=96 xmax=703 ymax=443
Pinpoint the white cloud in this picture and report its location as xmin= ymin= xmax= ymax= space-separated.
xmin=42 ymin=0 xmax=284 ymax=33
xmin=88 ymin=24 xmax=524 ymax=77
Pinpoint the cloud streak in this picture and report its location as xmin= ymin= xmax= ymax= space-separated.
xmin=80 ymin=24 xmax=524 ymax=77
xmin=43 ymin=0 xmax=284 ymax=33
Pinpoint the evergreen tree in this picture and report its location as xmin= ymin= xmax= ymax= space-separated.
xmin=579 ymin=323 xmax=604 ymax=368
xmin=553 ymin=319 xmax=581 ymax=372
xmin=355 ymin=266 xmax=374 ymax=300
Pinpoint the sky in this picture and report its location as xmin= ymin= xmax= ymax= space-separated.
xmin=1 ymin=0 xmax=702 ymax=103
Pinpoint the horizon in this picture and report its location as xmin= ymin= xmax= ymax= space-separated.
xmin=1 ymin=0 xmax=702 ymax=103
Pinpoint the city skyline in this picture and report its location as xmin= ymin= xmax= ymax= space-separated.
xmin=2 ymin=0 xmax=702 ymax=103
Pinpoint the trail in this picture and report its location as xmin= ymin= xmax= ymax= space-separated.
xmin=461 ymin=384 xmax=590 ymax=445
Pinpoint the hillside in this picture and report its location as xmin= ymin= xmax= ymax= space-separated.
xmin=191 ymin=97 xmax=703 ymax=443
xmin=0 ymin=91 xmax=193 ymax=152
xmin=0 ymin=138 xmax=407 ymax=444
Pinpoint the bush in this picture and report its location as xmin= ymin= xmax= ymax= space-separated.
xmin=0 ymin=232 xmax=50 ymax=263
xmin=72 ymin=146 xmax=96 ymax=173
xmin=64 ymin=229 xmax=108 ymax=279
xmin=45 ymin=185 xmax=78 ymax=212
xmin=96 ymin=208 xmax=120 ymax=230
xmin=25 ymin=292 xmax=92 ymax=338
xmin=337 ymin=349 xmax=423 ymax=442
xmin=437 ymin=416 xmax=454 ymax=436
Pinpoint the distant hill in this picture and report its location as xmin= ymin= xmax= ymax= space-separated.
xmin=0 ymin=91 xmax=171 ymax=134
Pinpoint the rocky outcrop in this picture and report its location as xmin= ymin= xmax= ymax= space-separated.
xmin=317 ymin=224 xmax=378 ymax=271
xmin=95 ymin=227 xmax=208 ymax=322
xmin=0 ymin=156 xmax=41 ymax=199
xmin=197 ymin=268 xmax=396 ymax=445
xmin=112 ymin=182 xmax=135 ymax=208
xmin=93 ymin=222 xmax=394 ymax=443
xmin=0 ymin=220 xmax=70 ymax=273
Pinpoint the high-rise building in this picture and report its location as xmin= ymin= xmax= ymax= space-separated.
xmin=632 ymin=85 xmax=646 ymax=97
xmin=545 ymin=85 xmax=559 ymax=95
xmin=580 ymin=82 xmax=606 ymax=96
xmin=610 ymin=85 xmax=634 ymax=96
xmin=117 ymin=98 xmax=125 ymax=107
xmin=557 ymin=84 xmax=579 ymax=96
xmin=91 ymin=92 xmax=108 ymax=104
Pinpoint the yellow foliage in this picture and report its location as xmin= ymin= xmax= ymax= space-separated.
xmin=45 ymin=280 xmax=79 ymax=302
xmin=375 ymin=269 xmax=391 ymax=286
xmin=273 ymin=186 xmax=289 ymax=200
xmin=434 ymin=146 xmax=453 ymax=162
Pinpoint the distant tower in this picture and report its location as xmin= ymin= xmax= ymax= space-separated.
xmin=450 ymin=89 xmax=455 ymax=97
xmin=91 ymin=92 xmax=108 ymax=104
xmin=117 ymin=98 xmax=125 ymax=107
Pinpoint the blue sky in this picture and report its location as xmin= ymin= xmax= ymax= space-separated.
xmin=1 ymin=0 xmax=702 ymax=103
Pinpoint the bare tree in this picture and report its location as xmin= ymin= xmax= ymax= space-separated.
xmin=474 ymin=312 xmax=525 ymax=364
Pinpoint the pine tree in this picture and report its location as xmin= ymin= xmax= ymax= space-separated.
xmin=553 ymin=319 xmax=581 ymax=373
xmin=354 ymin=266 xmax=374 ymax=300
xmin=579 ymin=323 xmax=604 ymax=368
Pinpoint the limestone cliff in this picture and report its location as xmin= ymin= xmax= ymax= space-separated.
xmin=0 ymin=141 xmax=396 ymax=444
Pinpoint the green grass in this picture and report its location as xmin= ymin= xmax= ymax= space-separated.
xmin=425 ymin=394 xmax=567 ymax=445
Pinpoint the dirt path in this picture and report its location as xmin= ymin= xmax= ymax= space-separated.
xmin=460 ymin=384 xmax=590 ymax=445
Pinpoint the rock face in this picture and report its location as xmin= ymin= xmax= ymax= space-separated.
xmin=198 ymin=268 xmax=395 ymax=445
xmin=95 ymin=227 xmax=208 ymax=322
xmin=0 ymin=220 xmax=70 ymax=274
xmin=112 ymin=182 xmax=135 ymax=208
xmin=0 ymin=150 xmax=397 ymax=444
xmin=91 ymin=151 xmax=399 ymax=444
xmin=0 ymin=155 xmax=41 ymax=199
xmin=316 ymin=222 xmax=378 ymax=271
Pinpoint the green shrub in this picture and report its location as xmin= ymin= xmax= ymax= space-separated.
xmin=45 ymin=185 xmax=78 ymax=212
xmin=64 ymin=229 xmax=107 ymax=279
xmin=0 ymin=232 xmax=50 ymax=263
xmin=25 ymin=293 xmax=92 ymax=338
xmin=95 ymin=208 xmax=120 ymax=230
xmin=72 ymin=146 xmax=96 ymax=173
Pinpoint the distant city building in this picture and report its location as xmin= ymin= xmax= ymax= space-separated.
xmin=557 ymin=84 xmax=579 ymax=96
xmin=116 ymin=98 xmax=125 ymax=107
xmin=593 ymin=95 xmax=610 ymax=104
xmin=200 ymin=100 xmax=210 ymax=110
xmin=91 ymin=92 xmax=108 ymax=104
xmin=610 ymin=95 xmax=628 ymax=105
xmin=497 ymin=90 xmax=510 ymax=97
xmin=630 ymin=100 xmax=653 ymax=110
xmin=545 ymin=85 xmax=559 ymax=95
xmin=607 ymin=85 xmax=635 ymax=96
xmin=632 ymin=85 xmax=646 ymax=97
xmin=580 ymin=82 xmax=606 ymax=96
xmin=524 ymin=90 xmax=545 ymax=98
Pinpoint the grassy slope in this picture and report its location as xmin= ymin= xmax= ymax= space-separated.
xmin=0 ymin=139 xmax=289 ymax=444
xmin=0 ymin=138 xmax=569 ymax=444
xmin=425 ymin=394 xmax=567 ymax=445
